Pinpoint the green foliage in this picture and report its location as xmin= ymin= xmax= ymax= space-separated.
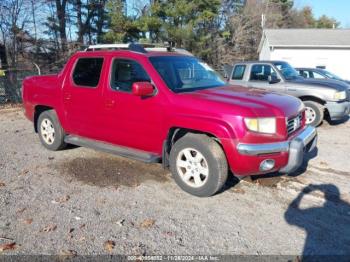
xmin=270 ymin=0 xmax=294 ymax=9
xmin=104 ymin=0 xmax=139 ymax=43
xmin=300 ymin=6 xmax=316 ymax=28
xmin=316 ymin=15 xmax=340 ymax=28
xmin=103 ymin=0 xmax=222 ymax=64
xmin=102 ymin=0 xmax=341 ymax=67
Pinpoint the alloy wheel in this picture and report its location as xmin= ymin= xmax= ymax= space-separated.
xmin=305 ymin=107 xmax=316 ymax=125
xmin=176 ymin=148 xmax=209 ymax=188
xmin=40 ymin=118 xmax=55 ymax=145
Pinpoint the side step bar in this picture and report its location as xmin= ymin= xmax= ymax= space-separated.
xmin=64 ymin=135 xmax=161 ymax=163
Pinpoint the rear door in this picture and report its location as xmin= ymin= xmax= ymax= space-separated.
xmin=229 ymin=64 xmax=248 ymax=86
xmin=62 ymin=56 xmax=106 ymax=140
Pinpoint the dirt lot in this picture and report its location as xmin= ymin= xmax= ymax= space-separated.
xmin=0 ymin=106 xmax=350 ymax=256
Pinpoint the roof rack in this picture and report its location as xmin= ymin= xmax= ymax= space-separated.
xmin=85 ymin=43 xmax=148 ymax=53
xmin=85 ymin=43 xmax=193 ymax=56
xmin=145 ymin=47 xmax=193 ymax=56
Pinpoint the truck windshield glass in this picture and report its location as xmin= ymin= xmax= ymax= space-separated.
xmin=149 ymin=56 xmax=225 ymax=92
xmin=273 ymin=62 xmax=300 ymax=80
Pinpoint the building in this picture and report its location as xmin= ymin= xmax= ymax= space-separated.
xmin=258 ymin=29 xmax=350 ymax=79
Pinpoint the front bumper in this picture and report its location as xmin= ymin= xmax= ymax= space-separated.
xmin=237 ymin=126 xmax=317 ymax=174
xmin=325 ymin=100 xmax=350 ymax=120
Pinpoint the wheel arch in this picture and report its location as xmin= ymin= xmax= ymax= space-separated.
xmin=162 ymin=127 xmax=229 ymax=169
xmin=298 ymin=95 xmax=326 ymax=105
xmin=33 ymin=105 xmax=54 ymax=133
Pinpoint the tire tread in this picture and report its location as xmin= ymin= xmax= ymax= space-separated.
xmin=169 ymin=133 xmax=228 ymax=197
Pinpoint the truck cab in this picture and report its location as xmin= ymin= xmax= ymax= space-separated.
xmin=22 ymin=44 xmax=317 ymax=197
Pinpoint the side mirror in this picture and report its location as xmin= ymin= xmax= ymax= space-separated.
xmin=268 ymin=75 xmax=280 ymax=84
xmin=132 ymin=82 xmax=154 ymax=97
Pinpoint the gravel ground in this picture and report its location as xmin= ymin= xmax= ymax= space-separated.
xmin=0 ymin=106 xmax=350 ymax=256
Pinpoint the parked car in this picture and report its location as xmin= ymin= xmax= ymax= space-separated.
xmin=229 ymin=61 xmax=350 ymax=126
xmin=296 ymin=67 xmax=350 ymax=86
xmin=22 ymin=44 xmax=317 ymax=197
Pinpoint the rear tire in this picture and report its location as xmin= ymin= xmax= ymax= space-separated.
xmin=169 ymin=133 xmax=228 ymax=197
xmin=37 ymin=110 xmax=67 ymax=151
xmin=303 ymin=101 xmax=324 ymax=127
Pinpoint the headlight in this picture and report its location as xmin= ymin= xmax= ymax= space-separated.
xmin=244 ymin=117 xmax=276 ymax=134
xmin=334 ymin=91 xmax=346 ymax=101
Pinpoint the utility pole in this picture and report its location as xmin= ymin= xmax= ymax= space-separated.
xmin=261 ymin=13 xmax=266 ymax=29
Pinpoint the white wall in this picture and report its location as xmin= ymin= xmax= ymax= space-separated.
xmin=269 ymin=48 xmax=350 ymax=80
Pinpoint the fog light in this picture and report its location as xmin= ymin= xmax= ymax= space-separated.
xmin=259 ymin=159 xmax=275 ymax=171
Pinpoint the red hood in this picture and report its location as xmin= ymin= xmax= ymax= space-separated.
xmin=181 ymin=85 xmax=304 ymax=118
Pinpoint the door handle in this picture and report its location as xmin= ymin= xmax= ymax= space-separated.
xmin=105 ymin=99 xmax=116 ymax=108
xmin=63 ymin=93 xmax=72 ymax=101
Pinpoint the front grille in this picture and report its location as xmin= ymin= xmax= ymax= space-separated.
xmin=287 ymin=113 xmax=302 ymax=136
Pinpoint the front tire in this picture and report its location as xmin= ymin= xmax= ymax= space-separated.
xmin=303 ymin=101 xmax=324 ymax=127
xmin=37 ymin=110 xmax=67 ymax=151
xmin=169 ymin=133 xmax=228 ymax=197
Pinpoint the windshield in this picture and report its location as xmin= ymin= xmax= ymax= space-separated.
xmin=322 ymin=70 xmax=343 ymax=81
xmin=273 ymin=61 xmax=300 ymax=80
xmin=149 ymin=56 xmax=226 ymax=92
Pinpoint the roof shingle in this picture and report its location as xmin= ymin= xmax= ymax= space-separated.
xmin=263 ymin=29 xmax=350 ymax=47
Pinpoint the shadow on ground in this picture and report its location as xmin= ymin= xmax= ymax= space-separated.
xmin=325 ymin=115 xmax=349 ymax=126
xmin=55 ymin=153 xmax=170 ymax=188
xmin=55 ymin=143 xmax=319 ymax=193
xmin=285 ymin=184 xmax=350 ymax=257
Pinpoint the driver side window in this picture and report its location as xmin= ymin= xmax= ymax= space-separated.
xmin=250 ymin=64 xmax=278 ymax=82
xmin=312 ymin=71 xmax=326 ymax=79
xmin=110 ymin=59 xmax=151 ymax=92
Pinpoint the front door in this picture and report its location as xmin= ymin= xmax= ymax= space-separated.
xmin=248 ymin=64 xmax=285 ymax=93
xmin=100 ymin=57 xmax=165 ymax=153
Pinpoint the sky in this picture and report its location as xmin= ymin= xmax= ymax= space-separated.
xmin=294 ymin=0 xmax=350 ymax=28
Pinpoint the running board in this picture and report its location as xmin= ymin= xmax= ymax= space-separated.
xmin=64 ymin=135 xmax=160 ymax=163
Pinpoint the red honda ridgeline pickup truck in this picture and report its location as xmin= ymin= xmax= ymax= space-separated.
xmin=22 ymin=44 xmax=317 ymax=197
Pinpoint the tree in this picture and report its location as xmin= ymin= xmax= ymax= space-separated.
xmin=104 ymin=0 xmax=139 ymax=43
xmin=55 ymin=0 xmax=68 ymax=51
xmin=138 ymin=0 xmax=222 ymax=64
xmin=96 ymin=0 xmax=108 ymax=43
xmin=300 ymin=6 xmax=315 ymax=28
xmin=134 ymin=2 xmax=163 ymax=43
xmin=43 ymin=1 xmax=61 ymax=53
xmin=73 ymin=0 xmax=104 ymax=44
xmin=316 ymin=15 xmax=340 ymax=28
xmin=0 ymin=0 xmax=31 ymax=102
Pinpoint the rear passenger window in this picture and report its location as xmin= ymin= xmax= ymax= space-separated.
xmin=73 ymin=58 xmax=103 ymax=87
xmin=232 ymin=65 xmax=246 ymax=80
xmin=110 ymin=59 xmax=151 ymax=92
